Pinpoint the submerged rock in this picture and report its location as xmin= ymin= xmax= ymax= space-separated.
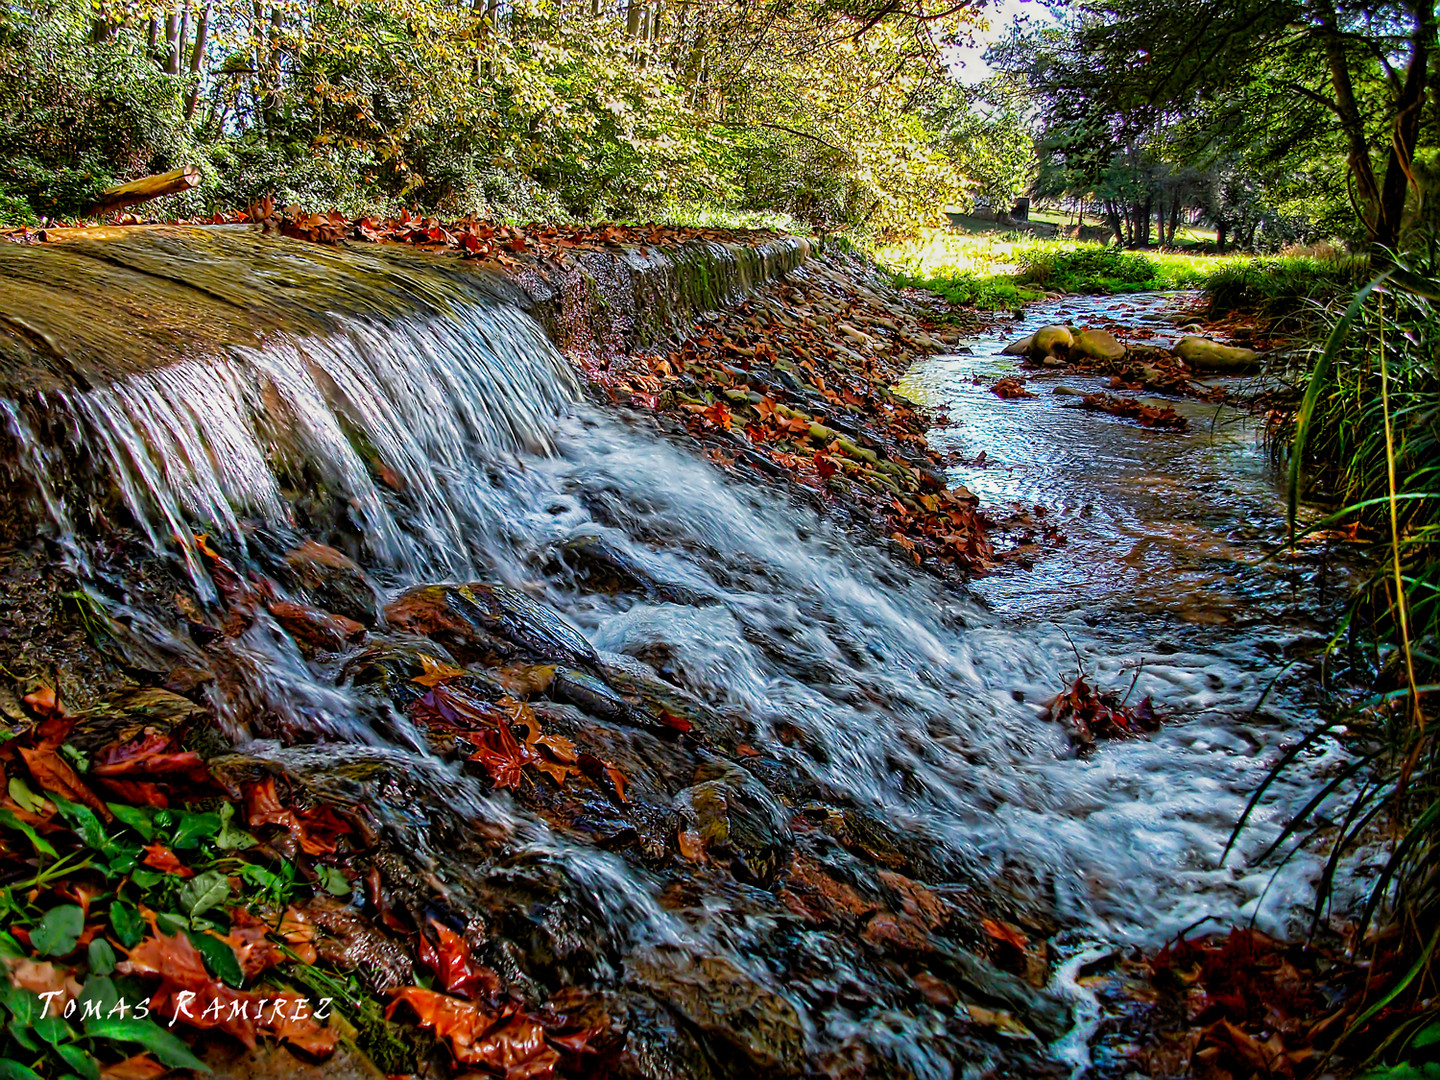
xmin=1071 ymin=327 xmax=1126 ymax=361
xmin=676 ymin=761 xmax=794 ymax=887
xmin=552 ymin=534 xmax=708 ymax=606
xmin=385 ymin=582 xmax=598 ymax=669
xmin=279 ymin=540 xmax=382 ymax=627
xmin=627 ymin=944 xmax=807 ymax=1073
xmin=1173 ymin=335 xmax=1262 ymax=372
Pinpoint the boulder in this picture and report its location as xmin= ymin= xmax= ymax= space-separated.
xmin=627 ymin=945 xmax=806 ymax=1072
xmin=1173 ymin=335 xmax=1262 ymax=373
xmin=1001 ymin=334 xmax=1034 ymax=356
xmin=1071 ymin=328 xmax=1127 ymax=362
xmin=1028 ymin=324 xmax=1073 ymax=360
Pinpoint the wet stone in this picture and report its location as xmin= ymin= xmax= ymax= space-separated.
xmin=677 ymin=761 xmax=794 ymax=888
xmin=551 ymin=666 xmax=642 ymax=726
xmin=384 ymin=582 xmax=598 ymax=669
xmin=627 ymin=944 xmax=808 ymax=1075
xmin=552 ymin=534 xmax=710 ymax=606
xmin=339 ymin=637 xmax=499 ymax=712
xmin=278 ymin=539 xmax=382 ymax=626
xmin=614 ymin=991 xmax=724 ymax=1080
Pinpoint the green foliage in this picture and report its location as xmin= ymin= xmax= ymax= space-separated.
xmin=1205 ymin=254 xmax=1366 ymax=329
xmin=0 ymin=785 xmax=321 ymax=1078
xmin=889 ymin=269 xmax=1043 ymax=311
xmin=1017 ymin=245 xmax=1160 ymax=293
xmin=990 ymin=0 xmax=1436 ymax=252
xmin=1234 ymin=250 xmax=1440 ymax=1074
xmin=0 ymin=0 xmax=982 ymax=231
xmin=0 ymin=5 xmax=195 ymax=220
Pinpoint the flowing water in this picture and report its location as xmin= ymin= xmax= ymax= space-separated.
xmin=0 ymin=253 xmax=1356 ymax=1071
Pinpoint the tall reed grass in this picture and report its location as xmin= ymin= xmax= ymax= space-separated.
xmin=1238 ymin=251 xmax=1439 ymax=1075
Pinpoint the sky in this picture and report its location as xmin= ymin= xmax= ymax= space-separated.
xmin=947 ymin=0 xmax=1057 ymax=84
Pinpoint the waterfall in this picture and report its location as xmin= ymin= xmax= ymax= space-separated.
xmin=0 ymin=233 xmax=1356 ymax=1072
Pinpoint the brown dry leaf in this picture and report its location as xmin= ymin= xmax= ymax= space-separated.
xmin=22 ymin=685 xmax=59 ymax=717
xmin=963 ymin=1003 xmax=1036 ymax=1040
xmin=6 ymin=957 xmax=83 ymax=1009
xmin=100 ymin=1055 xmax=169 ymax=1080
xmin=492 ymin=664 xmax=557 ymax=697
xmin=413 ymin=653 xmax=468 ymax=688
xmin=18 ymin=746 xmax=113 ymax=822
xmin=389 ymin=988 xmax=560 ymax=1077
xmin=981 ymin=918 xmax=1030 ymax=952
xmin=141 ymin=842 xmax=193 ymax=878
xmin=676 ymin=828 xmax=705 ymax=863
xmin=418 ymin=921 xmax=502 ymax=1001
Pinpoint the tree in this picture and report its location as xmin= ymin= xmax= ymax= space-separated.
xmin=992 ymin=0 xmax=1439 ymax=253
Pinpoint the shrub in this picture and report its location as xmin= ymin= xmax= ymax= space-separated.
xmin=1205 ymin=254 xmax=1365 ymax=329
xmin=889 ymin=269 xmax=1045 ymax=311
xmin=1017 ymin=245 xmax=1160 ymax=292
xmin=0 ymin=10 xmax=194 ymax=220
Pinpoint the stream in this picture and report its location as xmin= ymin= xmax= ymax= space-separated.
xmin=0 ymin=246 xmax=1356 ymax=1075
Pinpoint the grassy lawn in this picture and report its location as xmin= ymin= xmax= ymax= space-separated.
xmin=867 ymin=228 xmax=1356 ymax=313
xmin=868 ymin=229 xmax=1245 ymax=309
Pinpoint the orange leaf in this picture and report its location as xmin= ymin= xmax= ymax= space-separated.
xmin=18 ymin=747 xmax=113 ymax=822
xmin=101 ymin=1055 xmax=168 ymax=1080
xmin=141 ymin=843 xmax=193 ymax=878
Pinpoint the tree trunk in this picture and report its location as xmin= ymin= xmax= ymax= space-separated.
xmin=1104 ymin=200 xmax=1123 ymax=246
xmin=164 ymin=12 xmax=181 ymax=74
xmin=1373 ymin=3 xmax=1434 ymax=252
xmin=89 ymin=166 xmax=203 ymax=215
xmin=1216 ymin=220 xmax=1227 ymax=253
xmin=185 ymin=5 xmax=211 ymax=121
xmin=1320 ymin=14 xmax=1384 ymax=240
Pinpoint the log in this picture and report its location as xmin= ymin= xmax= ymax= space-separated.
xmin=90 ymin=166 xmax=201 ymax=215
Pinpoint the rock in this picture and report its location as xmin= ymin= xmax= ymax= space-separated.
xmin=1070 ymin=328 xmax=1126 ymax=361
xmin=616 ymin=992 xmax=723 ymax=1080
xmin=627 ymin=944 xmax=807 ymax=1073
xmin=297 ymin=894 xmax=414 ymax=993
xmin=676 ymin=762 xmax=793 ymax=887
xmin=267 ymin=600 xmax=365 ymax=654
xmin=591 ymin=651 xmax=728 ymax=739
xmin=1052 ymin=386 xmax=1083 ymax=396
xmin=1040 ymin=356 xmax=1067 ymax=368
xmin=553 ymin=534 xmax=707 ymax=605
xmin=1000 ymin=334 xmax=1034 ymax=356
xmin=552 ymin=666 xmax=641 ymax=726
xmin=932 ymin=944 xmax=1073 ymax=1042
xmin=384 ymin=583 xmax=597 ymax=669
xmin=280 ymin=540 xmax=381 ymax=626
xmin=1029 ymin=324 xmax=1073 ymax=359
xmin=339 ymin=636 xmax=500 ymax=711
xmin=1173 ymin=335 xmax=1262 ymax=372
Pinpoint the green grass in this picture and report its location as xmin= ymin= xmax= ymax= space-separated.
xmin=888 ymin=268 xmax=1046 ymax=311
xmin=870 ymin=228 xmax=1356 ymax=311
xmin=1204 ymin=253 xmax=1367 ymax=328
